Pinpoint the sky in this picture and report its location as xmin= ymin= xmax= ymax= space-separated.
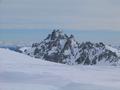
xmin=0 ymin=29 xmax=120 ymax=45
xmin=0 ymin=0 xmax=120 ymax=44
xmin=0 ymin=0 xmax=120 ymax=30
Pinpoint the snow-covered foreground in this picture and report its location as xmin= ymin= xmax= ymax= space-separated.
xmin=0 ymin=48 xmax=120 ymax=90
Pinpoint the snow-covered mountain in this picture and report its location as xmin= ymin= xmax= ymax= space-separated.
xmin=21 ymin=29 xmax=120 ymax=65
xmin=105 ymin=45 xmax=120 ymax=57
xmin=1 ymin=48 xmax=120 ymax=90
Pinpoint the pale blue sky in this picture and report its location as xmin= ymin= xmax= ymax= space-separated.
xmin=0 ymin=0 xmax=120 ymax=44
xmin=0 ymin=0 xmax=120 ymax=30
xmin=0 ymin=29 xmax=120 ymax=45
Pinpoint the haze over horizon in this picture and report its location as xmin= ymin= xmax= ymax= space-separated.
xmin=0 ymin=29 xmax=120 ymax=45
xmin=0 ymin=0 xmax=120 ymax=45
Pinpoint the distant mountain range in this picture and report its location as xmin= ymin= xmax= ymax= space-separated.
xmin=20 ymin=29 xmax=120 ymax=65
xmin=0 ymin=45 xmax=22 ymax=53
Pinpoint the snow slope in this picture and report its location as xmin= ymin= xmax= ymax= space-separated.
xmin=0 ymin=48 xmax=120 ymax=90
xmin=106 ymin=45 xmax=120 ymax=56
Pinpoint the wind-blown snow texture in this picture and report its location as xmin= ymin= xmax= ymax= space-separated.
xmin=21 ymin=29 xmax=120 ymax=65
xmin=0 ymin=48 xmax=120 ymax=90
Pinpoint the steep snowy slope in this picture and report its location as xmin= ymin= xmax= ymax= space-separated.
xmin=0 ymin=48 xmax=120 ymax=90
xmin=22 ymin=29 xmax=120 ymax=65
xmin=106 ymin=45 xmax=120 ymax=56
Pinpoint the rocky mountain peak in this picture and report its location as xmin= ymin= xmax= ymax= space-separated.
xmin=45 ymin=29 xmax=68 ymax=41
xmin=22 ymin=29 xmax=120 ymax=65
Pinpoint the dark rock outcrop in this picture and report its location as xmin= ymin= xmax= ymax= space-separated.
xmin=22 ymin=29 xmax=120 ymax=65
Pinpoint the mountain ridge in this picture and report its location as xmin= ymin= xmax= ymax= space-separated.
xmin=20 ymin=29 xmax=120 ymax=65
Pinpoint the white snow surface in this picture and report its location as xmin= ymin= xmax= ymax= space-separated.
xmin=0 ymin=48 xmax=120 ymax=90
xmin=19 ymin=47 xmax=31 ymax=52
xmin=106 ymin=45 xmax=120 ymax=56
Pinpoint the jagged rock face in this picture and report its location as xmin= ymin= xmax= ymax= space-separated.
xmin=76 ymin=42 xmax=118 ymax=65
xmin=23 ymin=29 xmax=120 ymax=65
xmin=30 ymin=30 xmax=79 ymax=64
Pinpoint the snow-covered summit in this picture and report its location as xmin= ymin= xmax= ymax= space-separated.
xmin=105 ymin=45 xmax=120 ymax=56
xmin=21 ymin=29 xmax=120 ymax=65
